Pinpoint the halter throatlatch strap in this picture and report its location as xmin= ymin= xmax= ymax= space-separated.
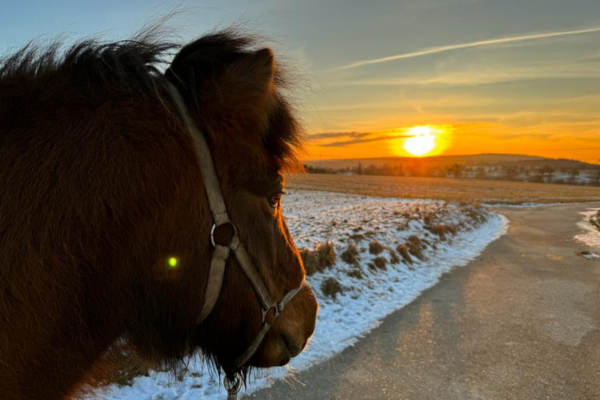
xmin=163 ymin=79 xmax=305 ymax=371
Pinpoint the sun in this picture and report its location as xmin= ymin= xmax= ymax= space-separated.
xmin=403 ymin=126 xmax=437 ymax=157
xmin=388 ymin=124 xmax=452 ymax=158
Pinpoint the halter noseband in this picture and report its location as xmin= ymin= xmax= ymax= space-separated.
xmin=163 ymin=78 xmax=306 ymax=371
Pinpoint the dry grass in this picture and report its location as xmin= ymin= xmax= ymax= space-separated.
xmin=321 ymin=277 xmax=344 ymax=299
xmin=396 ymin=244 xmax=413 ymax=264
xmin=407 ymin=235 xmax=428 ymax=260
xmin=591 ymin=210 xmax=600 ymax=231
xmin=369 ymin=240 xmax=384 ymax=255
xmin=300 ymin=242 xmax=336 ymax=276
xmin=425 ymin=224 xmax=458 ymax=240
xmin=346 ymin=268 xmax=363 ymax=279
xmin=373 ymin=256 xmax=387 ymax=270
xmin=368 ymin=257 xmax=387 ymax=271
xmin=287 ymin=174 xmax=600 ymax=204
xmin=407 ymin=244 xmax=424 ymax=260
xmin=423 ymin=212 xmax=435 ymax=226
xmin=341 ymin=243 xmax=360 ymax=265
xmin=389 ymin=249 xmax=400 ymax=264
xmin=461 ymin=205 xmax=488 ymax=224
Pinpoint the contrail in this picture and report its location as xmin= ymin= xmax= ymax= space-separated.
xmin=337 ymin=26 xmax=600 ymax=70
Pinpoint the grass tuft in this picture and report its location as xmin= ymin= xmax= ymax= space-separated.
xmin=389 ymin=249 xmax=400 ymax=264
xmin=341 ymin=243 xmax=360 ymax=265
xmin=346 ymin=268 xmax=363 ymax=279
xmin=300 ymin=241 xmax=336 ymax=276
xmin=590 ymin=210 xmax=600 ymax=232
xmin=373 ymin=256 xmax=387 ymax=270
xmin=321 ymin=277 xmax=344 ymax=299
xmin=396 ymin=244 xmax=413 ymax=264
xmin=425 ymin=224 xmax=457 ymax=240
xmin=369 ymin=240 xmax=384 ymax=255
xmin=461 ymin=204 xmax=488 ymax=225
xmin=406 ymin=235 xmax=428 ymax=260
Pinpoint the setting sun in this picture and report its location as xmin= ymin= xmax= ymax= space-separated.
xmin=404 ymin=126 xmax=436 ymax=156
xmin=382 ymin=125 xmax=452 ymax=158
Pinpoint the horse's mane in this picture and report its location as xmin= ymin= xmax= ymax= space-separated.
xmin=0 ymin=27 xmax=303 ymax=169
xmin=0 ymin=30 xmax=173 ymax=93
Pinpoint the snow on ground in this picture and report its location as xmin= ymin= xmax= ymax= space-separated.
xmin=575 ymin=207 xmax=600 ymax=248
xmin=93 ymin=190 xmax=508 ymax=400
xmin=483 ymin=201 xmax=598 ymax=208
xmin=580 ymin=252 xmax=600 ymax=259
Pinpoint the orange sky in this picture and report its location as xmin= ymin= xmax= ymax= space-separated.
xmin=305 ymin=121 xmax=600 ymax=163
xmin=294 ymin=7 xmax=600 ymax=165
xmin=3 ymin=0 xmax=600 ymax=164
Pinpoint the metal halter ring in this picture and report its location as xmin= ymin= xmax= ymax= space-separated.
xmin=210 ymin=221 xmax=238 ymax=248
xmin=224 ymin=372 xmax=242 ymax=393
xmin=261 ymin=302 xmax=283 ymax=324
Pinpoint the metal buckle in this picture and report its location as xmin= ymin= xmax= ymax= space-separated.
xmin=210 ymin=222 xmax=238 ymax=248
xmin=276 ymin=300 xmax=285 ymax=314
xmin=224 ymin=372 xmax=242 ymax=400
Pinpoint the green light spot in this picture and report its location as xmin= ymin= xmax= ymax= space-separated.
xmin=168 ymin=257 xmax=178 ymax=268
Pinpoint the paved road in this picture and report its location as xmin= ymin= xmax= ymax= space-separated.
xmin=248 ymin=204 xmax=600 ymax=400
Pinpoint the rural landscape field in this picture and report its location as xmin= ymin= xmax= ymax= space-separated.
xmin=287 ymin=173 xmax=600 ymax=204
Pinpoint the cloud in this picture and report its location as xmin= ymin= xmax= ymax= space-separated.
xmin=319 ymin=133 xmax=411 ymax=147
xmin=341 ymin=63 xmax=600 ymax=87
xmin=308 ymin=131 xmax=371 ymax=140
xmin=336 ymin=26 xmax=600 ymax=70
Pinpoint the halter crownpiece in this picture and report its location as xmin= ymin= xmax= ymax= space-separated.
xmin=162 ymin=75 xmax=306 ymax=392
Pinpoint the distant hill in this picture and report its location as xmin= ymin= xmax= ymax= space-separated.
xmin=305 ymin=154 xmax=598 ymax=170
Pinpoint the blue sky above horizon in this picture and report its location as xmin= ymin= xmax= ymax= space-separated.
xmin=2 ymin=0 xmax=600 ymax=162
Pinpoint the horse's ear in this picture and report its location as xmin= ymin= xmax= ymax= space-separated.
xmin=212 ymin=48 xmax=276 ymax=131
xmin=169 ymin=47 xmax=276 ymax=134
xmin=226 ymin=48 xmax=275 ymax=100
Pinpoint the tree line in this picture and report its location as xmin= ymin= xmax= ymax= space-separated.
xmin=304 ymin=162 xmax=600 ymax=186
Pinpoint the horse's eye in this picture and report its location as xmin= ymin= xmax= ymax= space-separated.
xmin=268 ymin=192 xmax=283 ymax=209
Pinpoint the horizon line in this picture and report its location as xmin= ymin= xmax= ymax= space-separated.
xmin=304 ymin=152 xmax=600 ymax=164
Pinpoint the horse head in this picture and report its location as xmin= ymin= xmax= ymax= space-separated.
xmin=129 ymin=32 xmax=318 ymax=376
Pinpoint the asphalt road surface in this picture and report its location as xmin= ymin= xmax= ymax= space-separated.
xmin=248 ymin=203 xmax=600 ymax=400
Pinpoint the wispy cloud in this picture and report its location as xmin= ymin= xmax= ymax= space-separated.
xmin=336 ymin=26 xmax=600 ymax=70
xmin=319 ymin=133 xmax=411 ymax=147
xmin=308 ymin=131 xmax=371 ymax=140
xmin=341 ymin=60 xmax=600 ymax=87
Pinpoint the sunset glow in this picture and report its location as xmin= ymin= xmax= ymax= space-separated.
xmin=3 ymin=1 xmax=600 ymax=164
xmin=403 ymin=126 xmax=436 ymax=157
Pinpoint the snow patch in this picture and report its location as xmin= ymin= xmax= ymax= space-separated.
xmin=574 ymin=208 xmax=600 ymax=248
xmin=483 ymin=201 xmax=599 ymax=208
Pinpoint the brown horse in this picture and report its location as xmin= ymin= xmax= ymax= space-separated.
xmin=0 ymin=28 xmax=317 ymax=400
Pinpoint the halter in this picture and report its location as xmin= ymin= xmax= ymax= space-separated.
xmin=163 ymin=77 xmax=306 ymax=396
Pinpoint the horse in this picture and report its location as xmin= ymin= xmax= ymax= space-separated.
xmin=0 ymin=28 xmax=318 ymax=400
